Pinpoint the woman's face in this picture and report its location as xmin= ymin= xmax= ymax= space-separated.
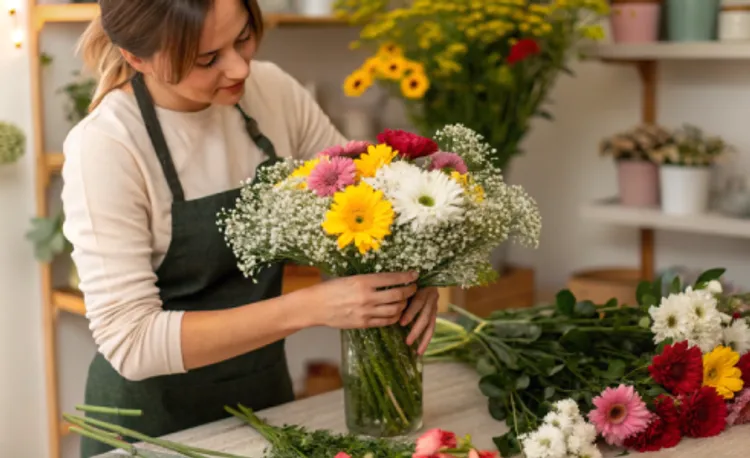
xmin=146 ymin=0 xmax=257 ymax=110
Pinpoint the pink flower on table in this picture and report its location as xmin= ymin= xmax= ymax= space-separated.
xmin=588 ymin=384 xmax=652 ymax=446
xmin=413 ymin=428 xmax=458 ymax=456
xmin=307 ymin=156 xmax=357 ymax=197
xmin=318 ymin=140 xmax=372 ymax=158
xmin=727 ymin=388 xmax=750 ymax=426
xmin=427 ymin=152 xmax=468 ymax=175
xmin=334 ymin=453 xmax=351 ymax=458
xmin=469 ymin=450 xmax=500 ymax=458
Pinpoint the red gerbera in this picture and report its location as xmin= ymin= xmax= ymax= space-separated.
xmin=507 ymin=38 xmax=541 ymax=65
xmin=376 ymin=129 xmax=438 ymax=160
xmin=623 ymin=395 xmax=681 ymax=453
xmin=648 ymin=340 xmax=703 ymax=395
xmin=678 ymin=386 xmax=727 ymax=438
xmin=737 ymin=352 xmax=750 ymax=385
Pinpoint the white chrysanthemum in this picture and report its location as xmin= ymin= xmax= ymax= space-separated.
xmin=388 ymin=169 xmax=466 ymax=231
xmin=544 ymin=411 xmax=575 ymax=436
xmin=572 ymin=421 xmax=597 ymax=444
xmin=521 ymin=424 xmax=567 ymax=458
xmin=578 ymin=443 xmax=603 ymax=458
xmin=553 ymin=399 xmax=580 ymax=419
xmin=707 ymin=279 xmax=723 ymax=294
xmin=649 ymin=293 xmax=691 ymax=344
xmin=724 ymin=319 xmax=750 ymax=355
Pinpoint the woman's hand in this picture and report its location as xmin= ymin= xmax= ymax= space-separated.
xmin=304 ymin=271 xmax=419 ymax=330
xmin=400 ymin=287 xmax=440 ymax=355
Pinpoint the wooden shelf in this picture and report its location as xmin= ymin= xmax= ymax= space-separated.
xmin=581 ymin=197 xmax=750 ymax=239
xmin=582 ymin=42 xmax=750 ymax=62
xmin=46 ymin=152 xmax=63 ymax=175
xmin=51 ymin=289 xmax=85 ymax=316
xmin=34 ymin=3 xmax=349 ymax=27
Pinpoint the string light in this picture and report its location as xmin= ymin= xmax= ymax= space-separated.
xmin=7 ymin=0 xmax=22 ymax=48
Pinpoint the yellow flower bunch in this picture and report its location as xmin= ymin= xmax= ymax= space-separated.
xmin=343 ymin=43 xmax=430 ymax=100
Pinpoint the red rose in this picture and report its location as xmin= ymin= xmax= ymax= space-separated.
xmin=507 ymin=38 xmax=541 ymax=65
xmin=678 ymin=386 xmax=727 ymax=438
xmin=376 ymin=129 xmax=438 ymax=160
xmin=648 ymin=340 xmax=703 ymax=395
xmin=623 ymin=395 xmax=681 ymax=452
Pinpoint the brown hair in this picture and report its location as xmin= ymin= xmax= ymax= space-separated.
xmin=78 ymin=0 xmax=264 ymax=111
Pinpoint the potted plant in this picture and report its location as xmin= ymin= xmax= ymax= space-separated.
xmin=599 ymin=123 xmax=672 ymax=207
xmin=610 ymin=0 xmax=663 ymax=43
xmin=335 ymin=0 xmax=609 ymax=273
xmin=651 ymin=124 xmax=730 ymax=215
xmin=26 ymin=210 xmax=79 ymax=290
xmin=667 ymin=0 xmax=720 ymax=41
xmin=0 ymin=121 xmax=25 ymax=166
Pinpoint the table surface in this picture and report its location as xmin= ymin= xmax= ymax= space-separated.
xmin=95 ymin=362 xmax=749 ymax=458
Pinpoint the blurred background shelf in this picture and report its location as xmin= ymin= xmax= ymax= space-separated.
xmin=582 ymin=42 xmax=750 ymax=61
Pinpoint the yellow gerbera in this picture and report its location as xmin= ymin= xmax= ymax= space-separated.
xmin=321 ymin=182 xmax=394 ymax=254
xmin=290 ymin=158 xmax=320 ymax=179
xmin=377 ymin=42 xmax=403 ymax=57
xmin=354 ymin=144 xmax=397 ymax=179
xmin=403 ymin=59 xmax=425 ymax=75
xmin=379 ymin=56 xmax=407 ymax=80
xmin=703 ymin=345 xmax=744 ymax=399
xmin=362 ymin=56 xmax=382 ymax=77
xmin=343 ymin=69 xmax=373 ymax=97
xmin=400 ymin=72 xmax=430 ymax=99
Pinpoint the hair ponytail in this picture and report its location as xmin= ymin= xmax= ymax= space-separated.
xmin=77 ymin=15 xmax=134 ymax=111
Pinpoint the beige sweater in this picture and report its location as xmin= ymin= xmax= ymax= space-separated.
xmin=61 ymin=60 xmax=347 ymax=381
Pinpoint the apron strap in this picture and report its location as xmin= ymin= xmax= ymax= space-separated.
xmin=131 ymin=72 xmax=186 ymax=202
xmin=234 ymin=104 xmax=280 ymax=162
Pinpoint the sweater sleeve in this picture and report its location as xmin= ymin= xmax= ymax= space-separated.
xmin=271 ymin=63 xmax=349 ymax=159
xmin=61 ymin=123 xmax=186 ymax=382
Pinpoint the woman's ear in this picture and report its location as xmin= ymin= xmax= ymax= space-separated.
xmin=120 ymin=48 xmax=151 ymax=75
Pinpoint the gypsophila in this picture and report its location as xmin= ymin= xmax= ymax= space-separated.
xmin=217 ymin=124 xmax=541 ymax=288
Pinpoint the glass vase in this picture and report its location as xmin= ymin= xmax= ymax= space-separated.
xmin=340 ymin=325 xmax=423 ymax=437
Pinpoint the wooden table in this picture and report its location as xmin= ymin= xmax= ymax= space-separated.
xmin=95 ymin=362 xmax=749 ymax=458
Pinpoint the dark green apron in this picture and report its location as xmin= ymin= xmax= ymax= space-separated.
xmin=79 ymin=73 xmax=294 ymax=457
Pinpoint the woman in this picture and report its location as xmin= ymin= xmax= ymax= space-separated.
xmin=61 ymin=0 xmax=440 ymax=455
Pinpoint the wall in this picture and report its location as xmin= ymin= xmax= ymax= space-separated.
xmin=3 ymin=10 xmax=750 ymax=458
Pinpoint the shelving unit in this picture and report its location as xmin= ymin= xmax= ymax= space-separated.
xmin=25 ymin=3 xmax=350 ymax=457
xmin=580 ymin=42 xmax=750 ymax=280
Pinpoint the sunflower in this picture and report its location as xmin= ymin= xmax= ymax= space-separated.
xmin=400 ymin=72 xmax=430 ymax=99
xmin=379 ymin=56 xmax=407 ymax=80
xmin=362 ymin=56 xmax=382 ymax=77
xmin=354 ymin=144 xmax=397 ymax=179
xmin=403 ymin=59 xmax=425 ymax=75
xmin=377 ymin=42 xmax=403 ymax=57
xmin=321 ymin=182 xmax=394 ymax=254
xmin=703 ymin=345 xmax=744 ymax=399
xmin=343 ymin=69 xmax=372 ymax=97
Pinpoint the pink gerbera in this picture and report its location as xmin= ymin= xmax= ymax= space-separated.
xmin=307 ymin=156 xmax=356 ymax=197
xmin=727 ymin=388 xmax=750 ymax=426
xmin=588 ymin=384 xmax=652 ymax=446
xmin=413 ymin=428 xmax=457 ymax=456
xmin=428 ymin=151 xmax=468 ymax=174
xmin=317 ymin=140 xmax=372 ymax=158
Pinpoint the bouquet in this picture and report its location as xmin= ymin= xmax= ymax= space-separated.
xmin=428 ymin=267 xmax=750 ymax=457
xmin=217 ymin=124 xmax=541 ymax=437
xmin=334 ymin=0 xmax=610 ymax=173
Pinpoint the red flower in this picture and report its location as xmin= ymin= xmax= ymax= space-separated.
xmin=376 ymin=129 xmax=438 ymax=160
xmin=414 ymin=428 xmax=457 ymax=456
xmin=469 ymin=450 xmax=499 ymax=458
xmin=507 ymin=38 xmax=541 ymax=65
xmin=623 ymin=395 xmax=681 ymax=452
xmin=738 ymin=352 xmax=750 ymax=385
xmin=648 ymin=340 xmax=703 ymax=395
xmin=678 ymin=386 xmax=727 ymax=438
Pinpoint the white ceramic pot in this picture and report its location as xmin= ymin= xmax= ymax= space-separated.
xmin=297 ymin=0 xmax=334 ymax=16
xmin=659 ymin=165 xmax=713 ymax=215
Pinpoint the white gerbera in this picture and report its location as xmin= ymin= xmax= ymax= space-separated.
xmin=723 ymin=319 xmax=750 ymax=355
xmin=388 ymin=169 xmax=465 ymax=230
xmin=649 ymin=293 xmax=691 ymax=344
xmin=363 ymin=160 xmax=416 ymax=194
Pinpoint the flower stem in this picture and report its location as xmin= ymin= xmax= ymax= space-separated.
xmin=75 ymin=405 xmax=143 ymax=416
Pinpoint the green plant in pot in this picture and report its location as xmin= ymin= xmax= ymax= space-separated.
xmin=599 ymin=123 xmax=672 ymax=208
xmin=26 ymin=210 xmax=79 ymax=290
xmin=651 ymin=124 xmax=731 ymax=216
xmin=58 ymin=71 xmax=96 ymax=125
xmin=0 ymin=121 xmax=26 ymax=166
xmin=335 ymin=0 xmax=609 ymax=273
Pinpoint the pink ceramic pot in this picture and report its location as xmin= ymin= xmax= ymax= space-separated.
xmin=617 ymin=159 xmax=660 ymax=207
xmin=610 ymin=3 xmax=662 ymax=43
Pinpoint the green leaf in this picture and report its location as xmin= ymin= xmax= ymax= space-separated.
xmin=548 ymin=364 xmax=565 ymax=376
xmin=476 ymin=356 xmax=496 ymax=376
xmin=670 ymin=276 xmax=682 ymax=294
xmin=479 ymin=374 xmax=506 ymax=398
xmin=641 ymin=294 xmax=657 ymax=308
xmin=489 ymin=341 xmax=519 ymax=370
xmin=544 ymin=386 xmax=556 ymax=399
xmin=604 ymin=360 xmax=626 ymax=380
xmin=561 ymin=328 xmax=589 ymax=352
xmin=556 ymin=289 xmax=576 ymax=316
xmin=488 ymin=398 xmax=507 ymax=421
xmin=695 ymin=268 xmax=726 ymax=286
xmin=652 ymin=274 xmax=664 ymax=300
xmin=493 ymin=323 xmax=542 ymax=342
xmin=635 ymin=280 xmax=651 ymax=306
xmin=493 ymin=433 xmax=521 ymax=457
xmin=605 ymin=297 xmax=619 ymax=309
xmin=574 ymin=300 xmax=597 ymax=318
xmin=638 ymin=316 xmax=651 ymax=329
xmin=656 ymin=338 xmax=674 ymax=354
xmin=646 ymin=385 xmax=668 ymax=397
xmin=515 ymin=374 xmax=530 ymax=390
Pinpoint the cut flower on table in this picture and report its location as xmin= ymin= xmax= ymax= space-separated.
xmin=427 ymin=267 xmax=750 ymax=457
